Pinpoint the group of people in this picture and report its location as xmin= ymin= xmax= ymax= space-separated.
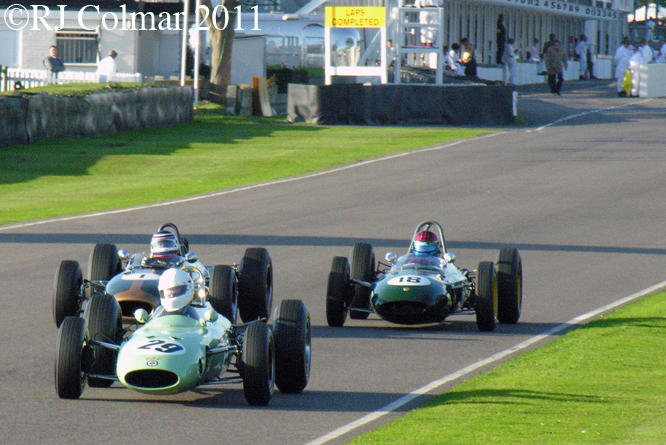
xmin=443 ymin=38 xmax=478 ymax=78
xmin=43 ymin=46 xmax=119 ymax=84
xmin=613 ymin=36 xmax=666 ymax=97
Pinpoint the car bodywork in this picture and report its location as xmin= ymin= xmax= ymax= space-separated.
xmin=325 ymin=221 xmax=523 ymax=331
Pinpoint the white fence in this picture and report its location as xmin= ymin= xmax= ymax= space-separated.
xmin=1 ymin=68 xmax=143 ymax=92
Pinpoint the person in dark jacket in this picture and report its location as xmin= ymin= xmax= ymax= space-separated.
xmin=496 ymin=14 xmax=506 ymax=64
xmin=43 ymin=46 xmax=65 ymax=84
xmin=545 ymin=39 xmax=568 ymax=95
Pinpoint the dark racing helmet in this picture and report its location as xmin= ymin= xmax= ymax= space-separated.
xmin=412 ymin=230 xmax=440 ymax=255
xmin=150 ymin=230 xmax=180 ymax=258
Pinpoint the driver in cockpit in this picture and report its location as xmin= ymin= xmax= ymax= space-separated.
xmin=411 ymin=230 xmax=442 ymax=257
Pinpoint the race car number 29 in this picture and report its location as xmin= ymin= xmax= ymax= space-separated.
xmin=134 ymin=339 xmax=186 ymax=355
xmin=387 ymin=276 xmax=430 ymax=286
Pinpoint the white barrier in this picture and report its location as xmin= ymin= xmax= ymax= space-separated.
xmin=639 ymin=63 xmax=666 ymax=98
xmin=1 ymin=68 xmax=143 ymax=92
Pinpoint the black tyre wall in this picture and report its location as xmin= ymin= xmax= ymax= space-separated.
xmin=209 ymin=265 xmax=238 ymax=322
xmin=85 ymin=293 xmax=122 ymax=387
xmin=350 ymin=243 xmax=374 ymax=320
xmin=53 ymin=260 xmax=83 ymax=328
xmin=238 ymin=248 xmax=273 ymax=322
xmin=55 ymin=316 xmax=89 ymax=399
xmin=274 ymin=300 xmax=311 ymax=394
xmin=497 ymin=247 xmax=522 ymax=324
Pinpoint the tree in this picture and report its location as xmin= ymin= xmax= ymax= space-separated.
xmin=200 ymin=0 xmax=238 ymax=103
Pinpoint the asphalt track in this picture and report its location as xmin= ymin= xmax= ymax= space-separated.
xmin=1 ymin=81 xmax=665 ymax=445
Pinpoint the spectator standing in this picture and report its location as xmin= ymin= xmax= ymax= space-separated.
xmin=575 ymin=34 xmax=588 ymax=79
xmin=639 ymin=39 xmax=654 ymax=64
xmin=587 ymin=44 xmax=597 ymax=79
xmin=415 ymin=0 xmax=443 ymax=47
xmin=541 ymin=33 xmax=556 ymax=58
xmin=645 ymin=16 xmax=656 ymax=41
xmin=614 ymin=37 xmax=633 ymax=96
xmin=504 ymin=37 xmax=518 ymax=84
xmin=459 ymin=38 xmax=477 ymax=77
xmin=97 ymin=50 xmax=118 ymax=82
xmin=43 ymin=46 xmax=65 ymax=84
xmin=545 ymin=39 xmax=568 ymax=95
xmin=629 ymin=44 xmax=643 ymax=97
xmin=527 ymin=38 xmax=540 ymax=61
xmin=496 ymin=14 xmax=506 ymax=64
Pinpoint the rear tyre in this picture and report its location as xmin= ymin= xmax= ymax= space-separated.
xmin=209 ymin=265 xmax=238 ymax=323
xmin=242 ymin=322 xmax=275 ymax=406
xmin=274 ymin=300 xmax=311 ymax=394
xmin=497 ymin=248 xmax=522 ymax=324
xmin=85 ymin=293 xmax=122 ymax=387
xmin=238 ymin=248 xmax=273 ymax=322
xmin=475 ymin=261 xmax=497 ymax=332
xmin=86 ymin=243 xmax=121 ymax=298
xmin=53 ymin=260 xmax=83 ymax=328
xmin=326 ymin=256 xmax=351 ymax=327
xmin=349 ymin=243 xmax=374 ymax=320
xmin=55 ymin=316 xmax=91 ymax=399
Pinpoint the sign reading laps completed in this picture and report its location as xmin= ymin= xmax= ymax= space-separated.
xmin=325 ymin=7 xmax=386 ymax=28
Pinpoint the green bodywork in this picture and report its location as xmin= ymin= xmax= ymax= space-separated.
xmin=117 ymin=308 xmax=234 ymax=395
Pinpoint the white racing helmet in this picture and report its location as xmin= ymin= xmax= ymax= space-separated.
xmin=158 ymin=268 xmax=194 ymax=312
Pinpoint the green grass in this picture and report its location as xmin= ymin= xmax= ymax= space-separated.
xmin=1 ymin=82 xmax=155 ymax=97
xmin=0 ymin=105 xmax=491 ymax=226
xmin=350 ymin=292 xmax=666 ymax=445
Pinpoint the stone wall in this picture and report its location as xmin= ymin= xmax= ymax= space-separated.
xmin=0 ymin=86 xmax=193 ymax=147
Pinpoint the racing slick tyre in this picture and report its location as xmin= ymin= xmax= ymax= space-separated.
xmin=53 ymin=260 xmax=83 ymax=328
xmin=496 ymin=247 xmax=523 ymax=324
xmin=85 ymin=293 xmax=122 ymax=388
xmin=349 ymin=243 xmax=375 ymax=320
xmin=326 ymin=256 xmax=351 ymax=327
xmin=242 ymin=322 xmax=275 ymax=406
xmin=475 ymin=261 xmax=497 ymax=332
xmin=238 ymin=248 xmax=273 ymax=322
xmin=86 ymin=243 xmax=122 ymax=298
xmin=55 ymin=316 xmax=92 ymax=399
xmin=274 ymin=299 xmax=311 ymax=394
xmin=209 ymin=265 xmax=238 ymax=323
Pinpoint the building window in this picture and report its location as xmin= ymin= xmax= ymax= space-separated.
xmin=56 ymin=31 xmax=99 ymax=64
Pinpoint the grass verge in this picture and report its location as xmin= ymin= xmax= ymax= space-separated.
xmin=350 ymin=291 xmax=666 ymax=445
xmin=0 ymin=106 xmax=491 ymax=227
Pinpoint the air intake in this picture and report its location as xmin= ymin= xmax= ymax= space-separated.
xmin=124 ymin=370 xmax=178 ymax=388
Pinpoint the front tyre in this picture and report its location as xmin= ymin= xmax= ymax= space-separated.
xmin=209 ymin=265 xmax=238 ymax=323
xmin=326 ymin=256 xmax=351 ymax=327
xmin=86 ymin=243 xmax=122 ymax=298
xmin=85 ymin=293 xmax=122 ymax=387
xmin=53 ymin=260 xmax=83 ymax=328
xmin=242 ymin=322 xmax=275 ymax=406
xmin=475 ymin=261 xmax=497 ymax=332
xmin=274 ymin=300 xmax=311 ymax=394
xmin=238 ymin=248 xmax=273 ymax=322
xmin=349 ymin=243 xmax=374 ymax=320
xmin=497 ymin=247 xmax=522 ymax=324
xmin=55 ymin=316 xmax=91 ymax=399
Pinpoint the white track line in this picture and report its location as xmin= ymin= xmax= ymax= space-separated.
xmin=528 ymin=98 xmax=654 ymax=132
xmin=0 ymin=133 xmax=504 ymax=232
xmin=304 ymin=279 xmax=666 ymax=445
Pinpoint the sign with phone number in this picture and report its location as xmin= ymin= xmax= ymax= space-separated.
xmin=503 ymin=0 xmax=620 ymax=20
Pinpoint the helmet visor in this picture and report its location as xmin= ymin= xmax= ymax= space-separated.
xmin=160 ymin=284 xmax=189 ymax=299
xmin=151 ymin=238 xmax=178 ymax=254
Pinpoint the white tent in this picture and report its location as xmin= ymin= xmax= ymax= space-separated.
xmin=628 ymin=4 xmax=666 ymax=22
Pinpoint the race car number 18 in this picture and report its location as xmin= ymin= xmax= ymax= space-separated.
xmin=135 ymin=339 xmax=185 ymax=354
xmin=387 ymin=276 xmax=430 ymax=286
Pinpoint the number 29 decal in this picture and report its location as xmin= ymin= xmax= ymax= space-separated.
xmin=387 ymin=276 xmax=431 ymax=286
xmin=133 ymin=339 xmax=186 ymax=355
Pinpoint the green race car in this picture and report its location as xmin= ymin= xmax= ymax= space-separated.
xmin=326 ymin=221 xmax=523 ymax=331
xmin=55 ymin=255 xmax=311 ymax=406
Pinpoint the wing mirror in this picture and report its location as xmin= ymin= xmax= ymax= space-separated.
xmin=184 ymin=252 xmax=198 ymax=263
xmin=443 ymin=253 xmax=456 ymax=264
xmin=134 ymin=308 xmax=149 ymax=324
xmin=385 ymin=252 xmax=397 ymax=264
xmin=118 ymin=249 xmax=130 ymax=261
xmin=204 ymin=309 xmax=218 ymax=322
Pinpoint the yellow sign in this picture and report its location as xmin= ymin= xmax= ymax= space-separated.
xmin=325 ymin=7 xmax=386 ymax=28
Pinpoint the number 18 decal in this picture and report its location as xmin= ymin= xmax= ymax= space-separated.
xmin=134 ymin=339 xmax=185 ymax=355
xmin=387 ymin=276 xmax=430 ymax=286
